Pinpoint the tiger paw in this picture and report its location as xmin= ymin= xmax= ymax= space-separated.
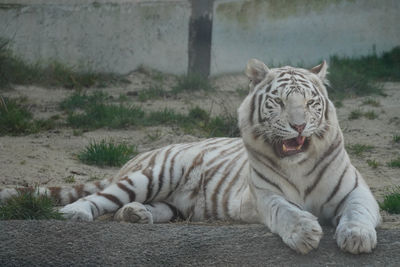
xmin=114 ymin=202 xmax=153 ymax=224
xmin=282 ymin=213 xmax=323 ymax=254
xmin=335 ymin=222 xmax=377 ymax=254
xmin=60 ymin=203 xmax=93 ymax=221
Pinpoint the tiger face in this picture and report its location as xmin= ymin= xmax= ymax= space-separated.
xmin=240 ymin=59 xmax=330 ymax=158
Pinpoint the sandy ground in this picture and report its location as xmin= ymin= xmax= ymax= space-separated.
xmin=0 ymin=70 xmax=399 ymax=228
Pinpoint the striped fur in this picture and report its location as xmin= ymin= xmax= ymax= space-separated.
xmin=0 ymin=60 xmax=380 ymax=254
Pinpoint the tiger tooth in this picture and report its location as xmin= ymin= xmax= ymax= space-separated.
xmin=296 ymin=144 xmax=302 ymax=150
xmin=282 ymin=144 xmax=288 ymax=152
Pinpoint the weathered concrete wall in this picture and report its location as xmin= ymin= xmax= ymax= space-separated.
xmin=1 ymin=0 xmax=399 ymax=76
xmin=0 ymin=0 xmax=191 ymax=74
xmin=211 ymin=0 xmax=400 ymax=75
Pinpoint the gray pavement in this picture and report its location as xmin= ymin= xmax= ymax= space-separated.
xmin=0 ymin=221 xmax=399 ymax=266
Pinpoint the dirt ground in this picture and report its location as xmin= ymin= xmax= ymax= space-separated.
xmin=0 ymin=70 xmax=399 ymax=228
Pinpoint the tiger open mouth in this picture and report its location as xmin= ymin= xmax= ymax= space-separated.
xmin=274 ymin=136 xmax=310 ymax=157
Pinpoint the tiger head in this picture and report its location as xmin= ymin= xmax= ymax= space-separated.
xmin=238 ymin=59 xmax=333 ymax=159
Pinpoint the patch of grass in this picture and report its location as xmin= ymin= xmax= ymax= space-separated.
xmin=387 ymin=157 xmax=400 ymax=168
xmin=0 ymin=189 xmax=64 ymax=220
xmin=328 ymin=47 xmax=400 ymax=99
xmin=380 ymin=187 xmax=400 ymax=214
xmin=59 ymin=91 xmax=109 ymax=111
xmin=236 ymin=87 xmax=248 ymax=97
xmin=334 ymin=101 xmax=343 ymax=108
xmin=78 ymin=139 xmax=138 ymax=167
xmin=362 ymin=98 xmax=381 ymax=107
xmin=393 ymin=135 xmax=400 ymax=143
xmin=0 ymin=97 xmax=57 ymax=135
xmin=348 ymin=109 xmax=363 ymax=120
xmin=87 ymin=176 xmax=101 ymax=182
xmin=146 ymin=130 xmax=162 ymax=142
xmin=64 ymin=175 xmax=76 ymax=183
xmin=67 ymin=103 xmax=145 ymax=129
xmin=0 ymin=38 xmax=124 ymax=89
xmin=61 ymin=92 xmax=240 ymax=137
xmin=62 ymin=92 xmax=145 ymax=129
xmin=364 ymin=110 xmax=378 ymax=120
xmin=172 ymin=73 xmax=214 ymax=93
xmin=138 ymin=86 xmax=167 ymax=102
xmin=348 ymin=109 xmax=378 ymax=120
xmin=366 ymin=159 xmax=379 ymax=169
xmin=346 ymin=144 xmax=374 ymax=156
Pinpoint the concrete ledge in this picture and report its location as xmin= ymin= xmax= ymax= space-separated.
xmin=0 ymin=221 xmax=399 ymax=266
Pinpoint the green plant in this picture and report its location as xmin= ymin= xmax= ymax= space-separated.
xmin=64 ymin=175 xmax=76 ymax=183
xmin=364 ymin=110 xmax=378 ymax=120
xmin=172 ymin=73 xmax=214 ymax=93
xmin=348 ymin=109 xmax=378 ymax=120
xmin=0 ymin=97 xmax=56 ymax=135
xmin=146 ymin=130 xmax=162 ymax=142
xmin=138 ymin=86 xmax=167 ymax=102
xmin=0 ymin=38 xmax=124 ymax=89
xmin=387 ymin=157 xmax=400 ymax=168
xmin=366 ymin=159 xmax=379 ymax=169
xmin=346 ymin=144 xmax=374 ymax=156
xmin=67 ymin=103 xmax=145 ymax=129
xmin=334 ymin=101 xmax=343 ymax=108
xmin=236 ymin=87 xmax=248 ymax=97
xmin=328 ymin=47 xmax=400 ymax=99
xmin=0 ymin=189 xmax=64 ymax=220
xmin=348 ymin=109 xmax=363 ymax=120
xmin=380 ymin=187 xmax=400 ymax=214
xmin=362 ymin=98 xmax=381 ymax=107
xmin=87 ymin=176 xmax=102 ymax=182
xmin=393 ymin=135 xmax=400 ymax=143
xmin=78 ymin=139 xmax=137 ymax=167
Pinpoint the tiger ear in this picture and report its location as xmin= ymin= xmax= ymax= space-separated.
xmin=310 ymin=60 xmax=328 ymax=80
xmin=245 ymin=59 xmax=269 ymax=86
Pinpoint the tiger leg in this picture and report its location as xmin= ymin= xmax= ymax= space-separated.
xmin=256 ymin=193 xmax=323 ymax=254
xmin=333 ymin=184 xmax=381 ymax=254
xmin=114 ymin=202 xmax=185 ymax=224
xmin=60 ymin=171 xmax=156 ymax=221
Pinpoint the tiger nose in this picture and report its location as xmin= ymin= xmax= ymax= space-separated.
xmin=290 ymin=123 xmax=306 ymax=134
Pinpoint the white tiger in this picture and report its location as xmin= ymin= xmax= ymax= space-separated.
xmin=0 ymin=59 xmax=381 ymax=254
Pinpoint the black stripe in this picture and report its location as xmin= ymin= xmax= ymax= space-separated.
xmin=320 ymin=164 xmax=349 ymax=213
xmin=257 ymin=94 xmax=263 ymax=123
xmin=304 ymin=144 xmax=343 ymax=199
xmin=305 ymin=132 xmax=341 ymax=176
xmin=142 ymin=168 xmax=153 ymax=203
xmin=97 ymin=192 xmax=123 ymax=207
xmin=151 ymin=147 xmax=174 ymax=202
xmin=252 ymin=167 xmax=283 ymax=193
xmin=222 ymin=159 xmax=248 ymax=219
xmin=211 ymin=152 xmax=243 ymax=219
xmin=334 ymin=170 xmax=359 ymax=219
xmin=249 ymin=93 xmax=257 ymax=125
xmin=163 ymin=202 xmax=185 ymax=222
xmin=117 ymin=182 xmax=136 ymax=203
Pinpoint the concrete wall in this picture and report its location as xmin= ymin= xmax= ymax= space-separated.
xmin=0 ymin=0 xmax=399 ymax=76
xmin=0 ymin=0 xmax=191 ymax=74
xmin=211 ymin=0 xmax=400 ymax=75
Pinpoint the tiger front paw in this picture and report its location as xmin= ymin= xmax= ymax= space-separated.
xmin=282 ymin=213 xmax=323 ymax=254
xmin=114 ymin=202 xmax=153 ymax=224
xmin=60 ymin=202 xmax=93 ymax=221
xmin=335 ymin=222 xmax=377 ymax=254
